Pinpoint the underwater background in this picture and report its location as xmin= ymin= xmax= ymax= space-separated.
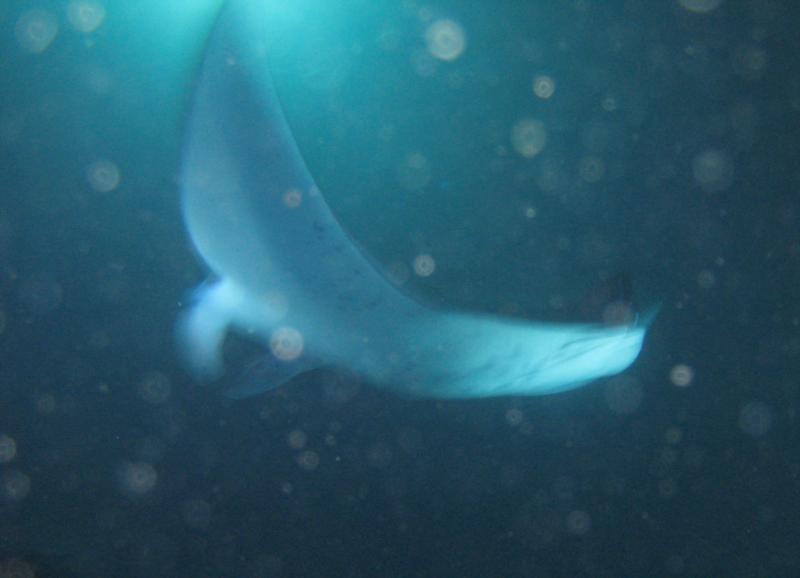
xmin=1 ymin=0 xmax=799 ymax=576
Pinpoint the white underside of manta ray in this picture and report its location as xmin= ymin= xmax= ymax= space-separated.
xmin=177 ymin=0 xmax=651 ymax=399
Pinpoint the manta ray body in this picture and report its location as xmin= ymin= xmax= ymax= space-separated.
xmin=178 ymin=0 xmax=650 ymax=399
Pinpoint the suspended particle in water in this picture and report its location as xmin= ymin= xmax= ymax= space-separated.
xmin=182 ymin=498 xmax=212 ymax=530
xmin=665 ymin=427 xmax=683 ymax=445
xmin=733 ymin=45 xmax=768 ymax=81
xmin=296 ymin=450 xmax=320 ymax=471
xmin=425 ymin=19 xmax=466 ymax=62
xmin=282 ymin=188 xmax=302 ymax=208
xmin=66 ymin=0 xmax=106 ymax=33
xmin=137 ymin=371 xmax=172 ymax=405
xmin=602 ymin=301 xmax=635 ymax=326
xmin=678 ymin=0 xmax=723 ymax=14
xmin=270 ymin=327 xmax=304 ymax=361
xmin=413 ymin=254 xmax=436 ymax=277
xmin=669 ymin=364 xmax=694 ymax=387
xmin=0 ymin=559 xmax=35 ymax=578
xmin=738 ymin=401 xmax=772 ymax=438
xmin=117 ymin=461 xmax=158 ymax=496
xmin=659 ymin=478 xmax=678 ymax=499
xmin=601 ymin=95 xmax=618 ymax=112
xmin=566 ymin=510 xmax=592 ymax=535
xmin=604 ymin=376 xmax=643 ymax=415
xmin=579 ymin=156 xmax=606 ymax=183
xmin=87 ymin=159 xmax=121 ymax=193
xmin=15 ymin=9 xmax=58 ymax=54
xmin=36 ymin=393 xmax=57 ymax=414
xmin=1 ymin=470 xmax=31 ymax=502
xmin=692 ymin=148 xmax=733 ymax=193
xmin=532 ymin=75 xmax=556 ymax=99
xmin=367 ymin=443 xmax=393 ymax=469
xmin=287 ymin=429 xmax=307 ymax=450
xmin=398 ymin=151 xmax=431 ymax=190
xmin=505 ymin=408 xmax=524 ymax=427
xmin=511 ymin=119 xmax=547 ymax=158
xmin=697 ymin=269 xmax=716 ymax=289
xmin=134 ymin=437 xmax=167 ymax=465
xmin=0 ymin=435 xmax=17 ymax=463
xmin=387 ymin=261 xmax=411 ymax=286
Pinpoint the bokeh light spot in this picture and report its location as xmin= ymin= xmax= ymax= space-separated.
xmin=15 ymin=10 xmax=58 ymax=54
xmin=669 ymin=364 xmax=694 ymax=387
xmin=117 ymin=461 xmax=158 ymax=496
xmin=282 ymin=188 xmax=302 ymax=208
xmin=566 ymin=510 xmax=592 ymax=535
xmin=532 ymin=75 xmax=556 ymax=99
xmin=66 ymin=0 xmax=106 ymax=33
xmin=137 ymin=371 xmax=172 ymax=405
xmin=692 ymin=148 xmax=733 ymax=193
xmin=739 ymin=401 xmax=772 ymax=438
xmin=296 ymin=450 xmax=320 ymax=471
xmin=425 ymin=19 xmax=466 ymax=62
xmin=1 ymin=470 xmax=31 ymax=502
xmin=511 ymin=119 xmax=547 ymax=158
xmin=87 ymin=159 xmax=121 ymax=193
xmin=413 ymin=254 xmax=436 ymax=277
xmin=0 ymin=435 xmax=17 ymax=464
xmin=287 ymin=429 xmax=307 ymax=450
xmin=270 ymin=327 xmax=304 ymax=361
xmin=678 ymin=0 xmax=723 ymax=13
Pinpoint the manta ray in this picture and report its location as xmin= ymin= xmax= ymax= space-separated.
xmin=177 ymin=0 xmax=651 ymax=399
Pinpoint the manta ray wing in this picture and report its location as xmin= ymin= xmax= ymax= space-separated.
xmin=178 ymin=0 xmax=651 ymax=399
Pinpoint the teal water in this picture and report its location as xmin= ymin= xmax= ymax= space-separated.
xmin=1 ymin=1 xmax=798 ymax=576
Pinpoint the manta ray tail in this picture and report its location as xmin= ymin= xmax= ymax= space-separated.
xmin=177 ymin=277 xmax=322 ymax=397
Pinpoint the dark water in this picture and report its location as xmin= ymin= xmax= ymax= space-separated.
xmin=1 ymin=0 xmax=799 ymax=576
